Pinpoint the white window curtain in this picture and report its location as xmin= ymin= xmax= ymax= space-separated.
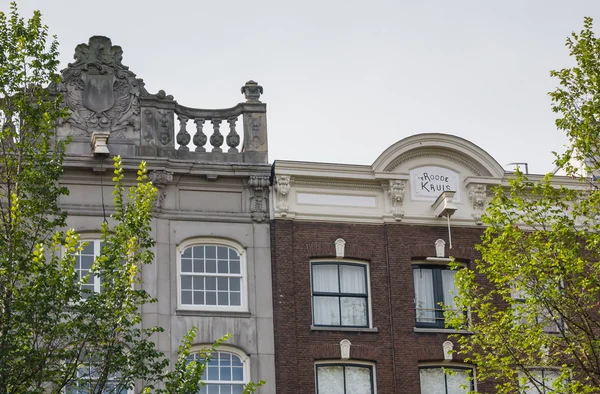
xmin=339 ymin=265 xmax=366 ymax=294
xmin=414 ymin=268 xmax=435 ymax=323
xmin=316 ymin=365 xmax=373 ymax=394
xmin=314 ymin=296 xmax=340 ymax=326
xmin=441 ymin=269 xmax=458 ymax=311
xmin=317 ymin=366 xmax=344 ymax=394
xmin=345 ymin=366 xmax=373 ymax=394
xmin=313 ymin=265 xmax=339 ymax=293
xmin=419 ymin=368 xmax=470 ymax=394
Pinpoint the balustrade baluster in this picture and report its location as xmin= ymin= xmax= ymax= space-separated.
xmin=176 ymin=115 xmax=190 ymax=151
xmin=226 ymin=117 xmax=241 ymax=153
xmin=193 ymin=118 xmax=207 ymax=152
xmin=210 ymin=119 xmax=224 ymax=153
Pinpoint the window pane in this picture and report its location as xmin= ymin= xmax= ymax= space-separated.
xmin=206 ymin=277 xmax=216 ymax=290
xmin=81 ymin=243 xmax=95 ymax=255
xmin=446 ymin=368 xmax=470 ymax=394
xmin=206 ymin=246 xmax=216 ymax=259
xmin=230 ymin=260 xmax=240 ymax=274
xmin=194 ymin=291 xmax=204 ymax=305
xmin=218 ymin=292 xmax=229 ymax=305
xmin=341 ymin=297 xmax=367 ymax=326
xmin=217 ymin=246 xmax=229 ymax=259
xmin=182 ymin=247 xmax=192 ymax=258
xmin=313 ymin=265 xmax=339 ymax=293
xmin=206 ymin=291 xmax=217 ymax=305
xmin=230 ymin=292 xmax=241 ymax=306
xmin=181 ymin=276 xmax=192 ymax=289
xmin=230 ymin=278 xmax=241 ymax=291
xmin=218 ymin=277 xmax=229 ymax=290
xmin=81 ymin=255 xmax=94 ymax=270
xmin=419 ymin=368 xmax=445 ymax=394
xmin=193 ymin=246 xmax=204 ymax=258
xmin=181 ymin=291 xmax=192 ymax=304
xmin=232 ymin=366 xmax=243 ymax=380
xmin=313 ymin=296 xmax=341 ymax=326
xmin=181 ymin=259 xmax=192 ymax=273
xmin=218 ymin=260 xmax=229 ymax=274
xmin=345 ymin=366 xmax=372 ymax=394
xmin=413 ymin=268 xmax=436 ymax=323
xmin=340 ymin=265 xmax=366 ymax=294
xmin=317 ymin=366 xmax=344 ymax=394
xmin=441 ymin=269 xmax=458 ymax=310
xmin=193 ymin=259 xmax=204 ymax=273
xmin=193 ymin=277 xmax=204 ymax=290
xmin=206 ymin=260 xmax=217 ymax=273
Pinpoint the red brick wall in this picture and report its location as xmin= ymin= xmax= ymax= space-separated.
xmin=270 ymin=220 xmax=494 ymax=394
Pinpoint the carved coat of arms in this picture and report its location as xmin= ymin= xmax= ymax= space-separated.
xmin=58 ymin=36 xmax=140 ymax=135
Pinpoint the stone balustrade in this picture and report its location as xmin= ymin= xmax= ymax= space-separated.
xmin=55 ymin=36 xmax=268 ymax=164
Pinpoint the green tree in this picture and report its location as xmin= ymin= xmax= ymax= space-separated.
xmin=0 ymin=4 xmax=263 ymax=393
xmin=449 ymin=17 xmax=600 ymax=394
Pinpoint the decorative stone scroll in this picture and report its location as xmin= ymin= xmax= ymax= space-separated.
xmin=249 ymin=176 xmax=270 ymax=222
xmin=442 ymin=340 xmax=454 ymax=361
xmin=148 ymin=170 xmax=174 ymax=216
xmin=469 ymin=184 xmax=488 ymax=225
xmin=340 ymin=339 xmax=351 ymax=360
xmin=58 ymin=36 xmax=141 ymax=136
xmin=335 ymin=238 xmax=346 ymax=258
xmin=388 ymin=180 xmax=407 ymax=221
xmin=275 ymin=176 xmax=291 ymax=216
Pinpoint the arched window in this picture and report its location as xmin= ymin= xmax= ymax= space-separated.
xmin=178 ymin=239 xmax=247 ymax=311
xmin=187 ymin=349 xmax=249 ymax=394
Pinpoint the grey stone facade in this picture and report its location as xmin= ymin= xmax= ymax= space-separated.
xmin=56 ymin=36 xmax=275 ymax=391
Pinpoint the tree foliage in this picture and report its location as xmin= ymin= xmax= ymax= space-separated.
xmin=450 ymin=17 xmax=600 ymax=394
xmin=0 ymin=4 xmax=262 ymax=393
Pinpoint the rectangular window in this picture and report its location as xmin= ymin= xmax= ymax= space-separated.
xmin=519 ymin=369 xmax=560 ymax=394
xmin=413 ymin=265 xmax=459 ymax=328
xmin=316 ymin=364 xmax=374 ymax=394
xmin=311 ymin=262 xmax=369 ymax=328
xmin=74 ymin=240 xmax=103 ymax=298
xmin=419 ymin=366 xmax=473 ymax=394
xmin=512 ymin=284 xmax=562 ymax=333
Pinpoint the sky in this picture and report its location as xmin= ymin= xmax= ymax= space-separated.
xmin=6 ymin=0 xmax=600 ymax=174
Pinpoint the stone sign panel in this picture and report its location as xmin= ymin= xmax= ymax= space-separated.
xmin=410 ymin=166 xmax=460 ymax=202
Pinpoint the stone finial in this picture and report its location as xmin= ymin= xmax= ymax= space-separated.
xmin=469 ymin=184 xmax=487 ymax=225
xmin=435 ymin=239 xmax=446 ymax=258
xmin=241 ymin=80 xmax=263 ymax=102
xmin=275 ymin=176 xmax=291 ymax=216
xmin=340 ymin=339 xmax=351 ymax=360
xmin=335 ymin=238 xmax=346 ymax=258
xmin=388 ymin=180 xmax=407 ymax=221
xmin=248 ymin=176 xmax=270 ymax=222
xmin=443 ymin=340 xmax=454 ymax=361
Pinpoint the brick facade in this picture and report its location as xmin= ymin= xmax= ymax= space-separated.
xmin=271 ymin=220 xmax=495 ymax=394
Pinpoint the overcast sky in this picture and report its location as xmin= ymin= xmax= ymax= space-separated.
xmin=7 ymin=0 xmax=600 ymax=174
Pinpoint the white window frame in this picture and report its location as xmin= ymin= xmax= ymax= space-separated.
xmin=314 ymin=360 xmax=377 ymax=394
xmin=518 ymin=367 xmax=562 ymax=394
xmin=511 ymin=282 xmax=562 ymax=333
xmin=72 ymin=239 xmax=103 ymax=295
xmin=310 ymin=259 xmax=373 ymax=329
xmin=177 ymin=238 xmax=248 ymax=312
xmin=188 ymin=345 xmax=250 ymax=392
xmin=418 ymin=362 xmax=477 ymax=393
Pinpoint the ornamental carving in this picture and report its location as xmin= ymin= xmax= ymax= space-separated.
xmin=469 ymin=184 xmax=487 ymax=224
xmin=148 ymin=170 xmax=174 ymax=216
xmin=248 ymin=176 xmax=270 ymax=222
xmin=388 ymin=180 xmax=407 ymax=221
xmin=58 ymin=36 xmax=141 ymax=136
xmin=275 ymin=176 xmax=291 ymax=216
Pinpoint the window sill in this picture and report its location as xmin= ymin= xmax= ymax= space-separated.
xmin=413 ymin=327 xmax=472 ymax=334
xmin=176 ymin=309 xmax=252 ymax=318
xmin=310 ymin=325 xmax=379 ymax=333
